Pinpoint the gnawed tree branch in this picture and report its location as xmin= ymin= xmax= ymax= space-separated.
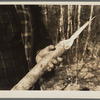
xmin=11 ymin=18 xmax=94 ymax=90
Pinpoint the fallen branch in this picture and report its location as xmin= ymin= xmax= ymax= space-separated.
xmin=11 ymin=17 xmax=95 ymax=90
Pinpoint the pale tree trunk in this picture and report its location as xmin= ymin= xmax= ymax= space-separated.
xmin=59 ymin=5 xmax=65 ymax=40
xmin=70 ymin=5 xmax=73 ymax=59
xmin=73 ymin=5 xmax=77 ymax=62
xmin=67 ymin=5 xmax=73 ymax=38
xmin=67 ymin=5 xmax=71 ymax=39
xmin=74 ymin=5 xmax=77 ymax=33
xmin=75 ymin=5 xmax=81 ymax=62
xmin=44 ymin=5 xmax=48 ymax=25
xmin=77 ymin=5 xmax=81 ymax=29
xmin=82 ymin=5 xmax=94 ymax=60
xmin=70 ymin=5 xmax=73 ymax=36
xmin=41 ymin=5 xmax=48 ymax=25
xmin=56 ymin=28 xmax=59 ymax=44
xmin=75 ymin=5 xmax=81 ymax=83
xmin=67 ymin=5 xmax=72 ymax=63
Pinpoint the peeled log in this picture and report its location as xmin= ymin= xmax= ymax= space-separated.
xmin=11 ymin=40 xmax=71 ymax=90
xmin=11 ymin=18 xmax=94 ymax=90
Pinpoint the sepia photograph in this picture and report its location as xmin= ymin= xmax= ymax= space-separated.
xmin=0 ymin=2 xmax=100 ymax=94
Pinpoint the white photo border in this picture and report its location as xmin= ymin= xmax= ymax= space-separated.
xmin=0 ymin=1 xmax=100 ymax=99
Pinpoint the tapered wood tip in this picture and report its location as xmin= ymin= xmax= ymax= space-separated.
xmin=90 ymin=16 xmax=96 ymax=22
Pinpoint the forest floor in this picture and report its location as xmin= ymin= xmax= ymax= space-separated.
xmin=40 ymin=57 xmax=100 ymax=91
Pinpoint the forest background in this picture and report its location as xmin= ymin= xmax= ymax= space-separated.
xmin=33 ymin=5 xmax=100 ymax=91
